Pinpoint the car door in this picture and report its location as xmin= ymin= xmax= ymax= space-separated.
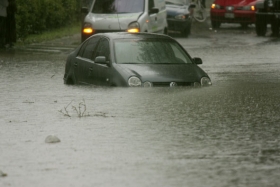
xmin=147 ymin=0 xmax=158 ymax=33
xmin=88 ymin=37 xmax=111 ymax=86
xmin=154 ymin=0 xmax=167 ymax=33
xmin=74 ymin=36 xmax=101 ymax=84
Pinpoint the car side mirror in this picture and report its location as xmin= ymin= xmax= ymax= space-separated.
xmin=95 ymin=56 xmax=110 ymax=66
xmin=193 ymin=57 xmax=203 ymax=65
xmin=81 ymin=7 xmax=89 ymax=14
xmin=149 ymin=8 xmax=159 ymax=14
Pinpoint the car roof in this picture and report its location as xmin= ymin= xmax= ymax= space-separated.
xmin=93 ymin=32 xmax=175 ymax=40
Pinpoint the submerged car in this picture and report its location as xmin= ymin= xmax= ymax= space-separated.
xmin=165 ymin=0 xmax=194 ymax=37
xmin=210 ymin=0 xmax=257 ymax=29
xmin=63 ymin=32 xmax=212 ymax=87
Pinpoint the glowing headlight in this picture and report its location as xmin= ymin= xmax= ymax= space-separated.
xmin=201 ymin=77 xmax=212 ymax=86
xmin=242 ymin=6 xmax=255 ymax=10
xmin=175 ymin=14 xmax=187 ymax=20
xmin=127 ymin=22 xmax=140 ymax=33
xmin=211 ymin=4 xmax=221 ymax=9
xmin=128 ymin=76 xmax=142 ymax=87
xmin=83 ymin=23 xmax=94 ymax=34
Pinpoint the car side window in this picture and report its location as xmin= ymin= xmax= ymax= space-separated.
xmin=79 ymin=37 xmax=100 ymax=60
xmin=77 ymin=40 xmax=88 ymax=57
xmin=93 ymin=38 xmax=110 ymax=62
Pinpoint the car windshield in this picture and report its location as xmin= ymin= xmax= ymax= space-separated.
xmin=114 ymin=39 xmax=193 ymax=64
xmin=165 ymin=0 xmax=190 ymax=5
xmin=92 ymin=0 xmax=144 ymax=14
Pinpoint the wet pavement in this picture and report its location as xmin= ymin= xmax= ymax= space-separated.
xmin=0 ymin=20 xmax=280 ymax=187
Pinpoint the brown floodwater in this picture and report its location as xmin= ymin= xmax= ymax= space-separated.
xmin=0 ymin=26 xmax=279 ymax=187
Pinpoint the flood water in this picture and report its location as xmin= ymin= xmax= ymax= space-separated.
xmin=0 ymin=30 xmax=280 ymax=187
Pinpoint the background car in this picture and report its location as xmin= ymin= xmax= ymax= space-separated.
xmin=210 ymin=0 xmax=257 ymax=29
xmin=81 ymin=0 xmax=168 ymax=42
xmin=64 ymin=32 xmax=212 ymax=87
xmin=165 ymin=0 xmax=194 ymax=37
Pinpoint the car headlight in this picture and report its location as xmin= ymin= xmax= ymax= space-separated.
xmin=175 ymin=14 xmax=188 ymax=20
xmin=127 ymin=22 xmax=140 ymax=33
xmin=242 ymin=6 xmax=255 ymax=11
xmin=83 ymin=23 xmax=94 ymax=34
xmin=211 ymin=4 xmax=221 ymax=9
xmin=201 ymin=77 xmax=212 ymax=86
xmin=128 ymin=76 xmax=142 ymax=87
xmin=143 ymin=81 xmax=153 ymax=87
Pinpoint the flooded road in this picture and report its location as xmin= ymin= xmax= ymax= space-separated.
xmin=0 ymin=23 xmax=280 ymax=187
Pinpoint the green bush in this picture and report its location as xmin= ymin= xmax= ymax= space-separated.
xmin=16 ymin=0 xmax=81 ymax=41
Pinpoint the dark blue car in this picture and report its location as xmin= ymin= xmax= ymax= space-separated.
xmin=166 ymin=0 xmax=194 ymax=37
xmin=63 ymin=32 xmax=211 ymax=87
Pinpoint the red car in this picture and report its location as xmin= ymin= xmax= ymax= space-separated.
xmin=210 ymin=0 xmax=257 ymax=29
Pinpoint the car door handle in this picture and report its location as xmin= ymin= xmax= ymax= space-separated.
xmin=89 ymin=67 xmax=93 ymax=71
xmin=74 ymin=63 xmax=78 ymax=67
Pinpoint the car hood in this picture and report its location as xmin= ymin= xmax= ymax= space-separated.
xmin=115 ymin=63 xmax=206 ymax=82
xmin=213 ymin=0 xmax=257 ymax=6
xmin=166 ymin=4 xmax=190 ymax=15
xmin=85 ymin=12 xmax=142 ymax=30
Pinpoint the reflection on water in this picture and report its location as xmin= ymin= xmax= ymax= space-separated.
xmin=0 ymin=54 xmax=279 ymax=187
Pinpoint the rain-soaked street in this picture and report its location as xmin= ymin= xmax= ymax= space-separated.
xmin=0 ymin=21 xmax=280 ymax=187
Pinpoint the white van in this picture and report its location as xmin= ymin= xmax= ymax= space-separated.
xmin=81 ymin=0 xmax=168 ymax=42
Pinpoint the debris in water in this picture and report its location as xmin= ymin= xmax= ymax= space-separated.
xmin=0 ymin=170 xmax=7 ymax=177
xmin=45 ymin=135 xmax=61 ymax=143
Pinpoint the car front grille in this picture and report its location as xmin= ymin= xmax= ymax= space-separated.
xmin=152 ymin=82 xmax=193 ymax=87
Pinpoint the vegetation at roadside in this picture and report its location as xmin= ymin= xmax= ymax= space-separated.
xmin=16 ymin=0 xmax=85 ymax=41
xmin=16 ymin=23 xmax=81 ymax=45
